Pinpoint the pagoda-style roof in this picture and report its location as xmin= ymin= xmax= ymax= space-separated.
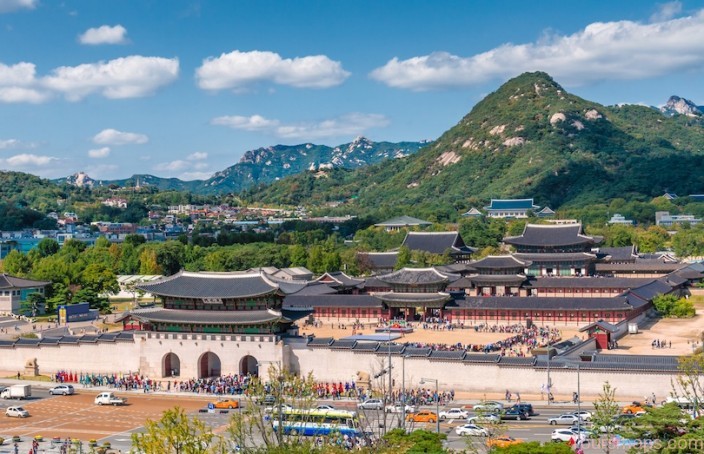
xmin=356 ymin=252 xmax=398 ymax=269
xmin=595 ymin=261 xmax=685 ymax=273
xmin=377 ymin=292 xmax=451 ymax=308
xmin=316 ymin=271 xmax=364 ymax=288
xmin=135 ymin=271 xmax=282 ymax=299
xmin=461 ymin=207 xmax=483 ymax=217
xmin=599 ymin=246 xmax=638 ymax=262
xmin=374 ymin=216 xmax=432 ymax=228
xmin=468 ymin=274 xmax=527 ymax=286
xmin=284 ymin=295 xmax=383 ymax=308
xmin=513 ymin=252 xmax=597 ymax=263
xmin=0 ymin=273 xmax=50 ymax=289
xmin=377 ymin=268 xmax=457 ymax=285
xmin=124 ymin=308 xmax=289 ymax=325
xmin=485 ymin=198 xmax=539 ymax=211
xmin=503 ymin=224 xmax=599 ymax=248
xmin=401 ymin=231 xmax=475 ymax=255
xmin=469 ymin=255 xmax=529 ymax=269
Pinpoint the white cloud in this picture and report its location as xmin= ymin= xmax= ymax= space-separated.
xmin=211 ymin=114 xmax=280 ymax=131
xmin=196 ymin=50 xmax=349 ymax=91
xmin=42 ymin=55 xmax=179 ymax=100
xmin=84 ymin=164 xmax=119 ymax=179
xmin=88 ymin=147 xmax=111 ymax=158
xmin=93 ymin=128 xmax=148 ymax=146
xmin=187 ymin=151 xmax=208 ymax=160
xmin=154 ymin=159 xmax=208 ymax=172
xmin=1 ymin=153 xmax=57 ymax=167
xmin=0 ymin=56 xmax=178 ymax=103
xmin=0 ymin=138 xmax=36 ymax=150
xmin=0 ymin=0 xmax=37 ymax=13
xmin=212 ymin=113 xmax=389 ymax=139
xmin=651 ymin=1 xmax=682 ymax=22
xmin=179 ymin=171 xmax=213 ymax=181
xmin=370 ymin=9 xmax=704 ymax=90
xmin=79 ymin=24 xmax=128 ymax=45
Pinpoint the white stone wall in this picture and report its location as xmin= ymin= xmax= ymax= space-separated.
xmin=290 ymin=344 xmax=680 ymax=400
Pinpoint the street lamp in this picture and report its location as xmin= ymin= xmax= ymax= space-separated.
xmin=568 ymin=362 xmax=583 ymax=445
xmin=402 ymin=354 xmax=409 ymax=431
xmin=420 ymin=378 xmax=440 ymax=435
xmin=258 ymin=360 xmax=284 ymax=445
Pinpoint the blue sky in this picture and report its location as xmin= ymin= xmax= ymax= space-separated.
xmin=1 ymin=0 xmax=704 ymax=181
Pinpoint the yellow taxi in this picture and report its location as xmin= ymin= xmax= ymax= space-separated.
xmin=621 ymin=402 xmax=646 ymax=414
xmin=486 ymin=436 xmax=523 ymax=448
xmin=212 ymin=398 xmax=239 ymax=409
xmin=405 ymin=410 xmax=438 ymax=423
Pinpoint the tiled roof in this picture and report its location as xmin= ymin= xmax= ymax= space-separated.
xmin=498 ymin=356 xmax=536 ymax=366
xmin=284 ymin=295 xmax=383 ymax=308
xmin=136 ymin=271 xmax=281 ymax=299
xmin=352 ymin=343 xmax=380 ymax=352
xmin=468 ymin=274 xmax=527 ymax=285
xmin=595 ymin=261 xmax=685 ymax=272
xmin=329 ymin=339 xmax=357 ymax=349
xmin=377 ymin=343 xmax=406 ymax=355
xmin=401 ymin=231 xmax=475 ymax=255
xmin=599 ymin=246 xmax=638 ymax=262
xmin=403 ymin=347 xmax=432 ymax=357
xmin=0 ymin=273 xmax=50 ymax=289
xmin=126 ymin=308 xmax=284 ymax=325
xmin=513 ymin=252 xmax=597 ymax=262
xmin=377 ymin=292 xmax=451 ymax=304
xmin=307 ymin=337 xmax=334 ymax=347
xmin=504 ymin=224 xmax=597 ymax=247
xmin=629 ymin=279 xmax=675 ymax=300
xmin=463 ymin=354 xmax=501 ymax=363
xmin=452 ymin=296 xmax=636 ymax=311
xmin=469 ymin=255 xmax=529 ymax=269
xmin=579 ymin=320 xmax=619 ymax=333
xmin=377 ymin=268 xmax=455 ymax=285
xmin=429 ymin=350 xmax=465 ymax=360
xmin=289 ymin=283 xmax=338 ymax=296
xmin=524 ymin=277 xmax=654 ymax=289
xmin=485 ymin=199 xmax=538 ymax=210
xmin=374 ymin=216 xmax=432 ymax=227
xmin=357 ymin=252 xmax=398 ymax=269
xmin=316 ymin=272 xmax=364 ymax=288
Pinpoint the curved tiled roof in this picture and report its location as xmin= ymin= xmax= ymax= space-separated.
xmin=401 ymin=231 xmax=476 ymax=255
xmin=504 ymin=224 xmax=597 ymax=247
xmin=525 ymin=277 xmax=654 ymax=289
xmin=452 ymin=296 xmax=635 ymax=311
xmin=469 ymin=255 xmax=529 ymax=269
xmin=136 ymin=271 xmax=281 ymax=298
xmin=377 ymin=268 xmax=456 ymax=285
xmin=284 ymin=295 xmax=383 ymax=308
xmin=0 ymin=273 xmax=50 ymax=289
xmin=127 ymin=308 xmax=283 ymax=325
xmin=513 ymin=252 xmax=597 ymax=262
xmin=377 ymin=292 xmax=451 ymax=304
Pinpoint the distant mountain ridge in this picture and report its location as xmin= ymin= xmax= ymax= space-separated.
xmin=56 ymin=137 xmax=427 ymax=193
xmin=245 ymin=72 xmax=704 ymax=212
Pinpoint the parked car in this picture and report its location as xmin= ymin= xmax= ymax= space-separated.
xmin=358 ymin=399 xmax=384 ymax=411
xmin=212 ymin=398 xmax=239 ymax=409
xmin=549 ymin=414 xmax=581 ymax=425
xmin=49 ymin=384 xmax=75 ymax=396
xmin=406 ymin=411 xmax=438 ymax=423
xmin=455 ymin=423 xmax=490 ymax=437
xmin=439 ymin=408 xmax=469 ymax=420
xmin=510 ymin=403 xmax=537 ymax=416
xmin=552 ymin=429 xmax=582 ymax=443
xmin=468 ymin=413 xmax=501 ymax=424
xmin=5 ymin=406 xmax=29 ymax=418
xmin=486 ymin=436 xmax=523 ymax=448
xmin=501 ymin=408 xmax=529 ymax=420
xmin=472 ymin=401 xmax=504 ymax=412
xmin=385 ymin=403 xmax=416 ymax=414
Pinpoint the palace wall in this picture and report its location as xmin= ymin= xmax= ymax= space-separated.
xmin=289 ymin=342 xmax=678 ymax=400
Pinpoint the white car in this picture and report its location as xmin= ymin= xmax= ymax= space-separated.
xmin=358 ymin=399 xmax=384 ymax=410
xmin=316 ymin=404 xmax=335 ymax=411
xmin=552 ymin=429 xmax=581 ymax=442
xmin=472 ymin=401 xmax=504 ymax=412
xmin=570 ymin=410 xmax=592 ymax=421
xmin=440 ymin=408 xmax=469 ymax=420
xmin=6 ymin=406 xmax=29 ymax=418
xmin=385 ymin=403 xmax=416 ymax=414
xmin=49 ymin=384 xmax=75 ymax=396
xmin=455 ymin=423 xmax=490 ymax=437
xmin=468 ymin=413 xmax=501 ymax=424
xmin=265 ymin=403 xmax=293 ymax=413
xmin=549 ymin=414 xmax=581 ymax=425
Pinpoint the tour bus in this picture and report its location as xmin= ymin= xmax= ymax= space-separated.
xmin=271 ymin=408 xmax=364 ymax=437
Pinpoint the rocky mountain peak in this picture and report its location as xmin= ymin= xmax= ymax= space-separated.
xmin=660 ymin=95 xmax=703 ymax=117
xmin=67 ymin=171 xmax=96 ymax=187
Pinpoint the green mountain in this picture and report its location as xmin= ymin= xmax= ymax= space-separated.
xmin=245 ymin=72 xmax=704 ymax=214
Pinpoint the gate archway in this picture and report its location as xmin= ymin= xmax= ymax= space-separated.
xmin=198 ymin=352 xmax=221 ymax=378
xmin=162 ymin=352 xmax=181 ymax=378
xmin=239 ymin=355 xmax=258 ymax=376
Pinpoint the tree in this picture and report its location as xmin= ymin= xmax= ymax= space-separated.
xmin=382 ymin=428 xmax=447 ymax=453
xmin=36 ymin=238 xmax=60 ymax=257
xmin=131 ymin=407 xmax=217 ymax=454
xmin=591 ymin=382 xmax=621 ymax=454
xmin=672 ymin=354 xmax=704 ymax=419
xmin=0 ymin=250 xmax=32 ymax=276
xmin=491 ymin=441 xmax=573 ymax=453
xmin=652 ymin=294 xmax=695 ymax=318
